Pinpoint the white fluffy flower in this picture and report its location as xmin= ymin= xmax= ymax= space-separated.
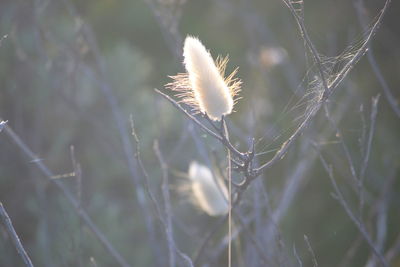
xmin=188 ymin=161 xmax=229 ymax=216
xmin=166 ymin=36 xmax=241 ymax=121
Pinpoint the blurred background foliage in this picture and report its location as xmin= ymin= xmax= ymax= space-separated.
xmin=0 ymin=0 xmax=399 ymax=266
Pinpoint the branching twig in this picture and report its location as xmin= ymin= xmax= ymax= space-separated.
xmin=209 ymin=200 xmax=272 ymax=265
xmin=256 ymin=0 xmax=391 ymax=176
xmin=142 ymin=0 xmax=184 ymax=60
xmin=281 ymin=0 xmax=329 ymax=94
xmin=154 ymin=140 xmax=176 ymax=267
xmin=317 ymin=150 xmax=388 ymax=267
xmin=155 ymin=89 xmax=246 ymax=164
xmin=193 ymin=215 xmax=228 ymax=265
xmin=354 ymin=0 xmax=400 ymax=119
xmin=154 ymin=1 xmax=392 ymax=265
xmin=1 ymin=123 xmax=131 ymax=267
xmin=231 ymin=209 xmax=269 ymax=265
xmin=58 ymin=2 xmax=158 ymax=255
xmin=324 ymin=105 xmax=359 ymax=187
xmin=130 ymin=118 xmax=194 ymax=267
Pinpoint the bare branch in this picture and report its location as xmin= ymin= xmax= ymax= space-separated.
xmin=142 ymin=0 xmax=184 ymax=60
xmin=281 ymin=0 xmax=329 ymax=94
xmin=324 ymin=105 xmax=359 ymax=187
xmin=155 ymin=89 xmax=222 ymax=140
xmin=0 ymin=202 xmax=34 ymax=267
xmin=293 ymin=244 xmax=303 ymax=267
xmin=58 ymin=2 xmax=157 ymax=251
xmin=209 ymin=200 xmax=271 ymax=265
xmin=304 ymin=235 xmax=318 ymax=267
xmin=0 ymin=120 xmax=7 ymax=132
xmin=155 ymin=89 xmax=246 ymax=163
xmin=385 ymin=233 xmax=400 ymax=263
xmin=1 ymin=123 xmax=131 ymax=267
xmin=193 ymin=215 xmax=228 ymax=265
xmin=255 ymin=102 xmax=319 ymax=174
xmin=231 ymin=209 xmax=269 ymax=265
xmin=316 ymin=149 xmax=388 ymax=267
xmin=339 ymin=235 xmax=363 ymax=267
xmin=359 ymin=95 xmax=380 ymax=216
xmin=256 ymin=0 xmax=391 ymax=175
xmin=154 ymin=140 xmax=176 ymax=267
xmin=354 ymin=0 xmax=400 ymax=119
xmin=131 ymin=118 xmax=193 ymax=267
xmin=70 ymin=145 xmax=83 ymax=266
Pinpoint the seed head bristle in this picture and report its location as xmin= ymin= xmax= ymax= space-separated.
xmin=165 ymin=36 xmax=241 ymax=121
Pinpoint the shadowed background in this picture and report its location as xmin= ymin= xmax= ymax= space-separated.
xmin=0 ymin=0 xmax=399 ymax=266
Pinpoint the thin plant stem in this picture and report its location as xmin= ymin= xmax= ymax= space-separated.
xmin=222 ymin=117 xmax=232 ymax=267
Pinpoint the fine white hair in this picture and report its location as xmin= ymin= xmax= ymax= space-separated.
xmin=166 ymin=36 xmax=241 ymax=121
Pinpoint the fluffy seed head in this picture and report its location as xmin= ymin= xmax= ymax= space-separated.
xmin=166 ymin=36 xmax=241 ymax=121
xmin=188 ymin=161 xmax=229 ymax=216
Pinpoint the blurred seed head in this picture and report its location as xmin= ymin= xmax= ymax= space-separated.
xmin=166 ymin=36 xmax=241 ymax=121
xmin=187 ymin=161 xmax=229 ymax=216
